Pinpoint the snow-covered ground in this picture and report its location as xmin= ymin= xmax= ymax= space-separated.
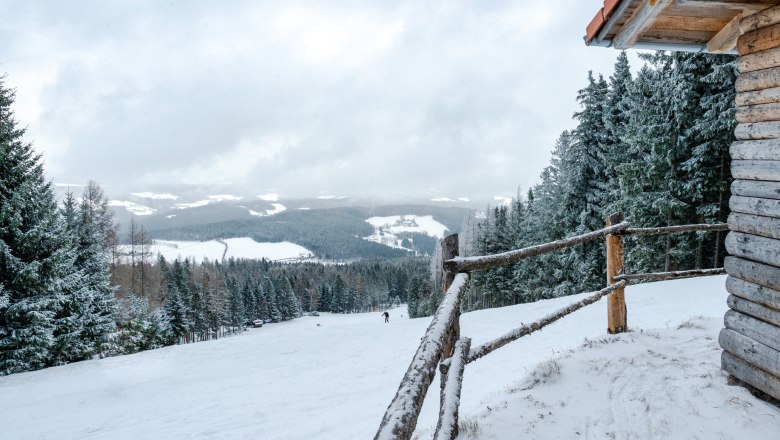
xmin=364 ymin=214 xmax=449 ymax=251
xmin=2 ymin=275 xmax=777 ymax=440
xmin=119 ymin=237 xmax=314 ymax=262
xmin=243 ymin=203 xmax=287 ymax=217
xmin=107 ymin=200 xmax=156 ymax=216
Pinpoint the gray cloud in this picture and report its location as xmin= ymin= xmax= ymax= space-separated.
xmin=0 ymin=0 xmax=634 ymax=200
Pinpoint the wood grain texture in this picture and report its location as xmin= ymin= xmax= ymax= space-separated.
xmin=725 ymin=256 xmax=780 ymax=290
xmin=728 ymin=211 xmax=780 ymax=239
xmin=614 ymin=0 xmax=674 ymax=49
xmin=731 ymin=160 xmax=780 ymax=181
xmin=735 ymin=121 xmax=780 ymax=139
xmin=741 ymin=4 xmax=780 ymax=33
xmin=730 ymin=140 xmax=780 ymax=159
xmin=736 ymin=101 xmax=780 ymax=122
xmin=722 ymin=351 xmax=780 ymax=400
xmin=735 ymin=65 xmax=780 ymax=92
xmin=726 ymin=275 xmax=780 ymax=309
xmin=738 ymin=47 xmax=780 ymax=72
xmin=724 ymin=309 xmax=780 ymax=352
xmin=719 ymin=328 xmax=780 ymax=377
xmin=730 ymin=195 xmax=780 ymax=217
xmin=738 ymin=21 xmax=780 ymax=55
xmin=728 ymin=293 xmax=780 ymax=326
xmin=726 ymin=231 xmax=780 ymax=267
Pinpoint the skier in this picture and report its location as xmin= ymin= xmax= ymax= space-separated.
xmin=382 ymin=311 xmax=389 ymax=323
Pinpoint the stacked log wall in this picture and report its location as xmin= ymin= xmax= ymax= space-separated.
xmin=724 ymin=7 xmax=780 ymax=400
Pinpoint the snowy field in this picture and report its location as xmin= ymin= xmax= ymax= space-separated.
xmin=2 ymin=276 xmax=778 ymax=439
xmin=364 ymin=215 xmax=449 ymax=250
xmin=119 ymin=237 xmax=314 ymax=263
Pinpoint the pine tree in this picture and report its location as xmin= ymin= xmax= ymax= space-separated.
xmin=0 ymin=75 xmax=75 ymax=374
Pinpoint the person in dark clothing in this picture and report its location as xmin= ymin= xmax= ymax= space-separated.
xmin=382 ymin=311 xmax=389 ymax=323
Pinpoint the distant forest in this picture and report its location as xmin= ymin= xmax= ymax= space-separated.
xmin=147 ymin=205 xmax=468 ymax=260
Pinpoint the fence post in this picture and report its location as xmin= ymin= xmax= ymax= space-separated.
xmin=606 ymin=213 xmax=627 ymax=334
xmin=441 ymin=234 xmax=460 ymax=357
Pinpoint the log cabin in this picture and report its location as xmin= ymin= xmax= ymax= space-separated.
xmin=584 ymin=0 xmax=780 ymax=401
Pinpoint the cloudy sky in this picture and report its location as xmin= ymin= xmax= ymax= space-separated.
xmin=0 ymin=0 xmax=635 ymax=201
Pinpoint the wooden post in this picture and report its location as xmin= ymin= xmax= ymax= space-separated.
xmin=441 ymin=234 xmax=460 ymax=359
xmin=606 ymin=213 xmax=627 ymax=334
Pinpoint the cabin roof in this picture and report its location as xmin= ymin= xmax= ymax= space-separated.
xmin=584 ymin=0 xmax=780 ymax=54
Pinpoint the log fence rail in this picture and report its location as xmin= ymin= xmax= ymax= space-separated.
xmin=375 ymin=214 xmax=728 ymax=440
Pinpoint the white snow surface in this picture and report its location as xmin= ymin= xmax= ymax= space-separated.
xmin=316 ymin=195 xmax=348 ymax=200
xmin=243 ymin=203 xmax=287 ymax=217
xmin=494 ymin=195 xmax=512 ymax=206
xmin=120 ymin=238 xmax=313 ymax=262
xmin=107 ymin=200 xmax=156 ymax=216
xmin=129 ymin=192 xmax=179 ymax=200
xmin=257 ymin=193 xmax=280 ymax=202
xmin=2 ymin=276 xmax=778 ymax=440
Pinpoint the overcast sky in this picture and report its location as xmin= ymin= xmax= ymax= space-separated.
xmin=0 ymin=0 xmax=636 ymax=201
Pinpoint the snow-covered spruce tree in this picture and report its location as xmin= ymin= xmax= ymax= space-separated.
xmin=0 ymin=75 xmax=74 ymax=375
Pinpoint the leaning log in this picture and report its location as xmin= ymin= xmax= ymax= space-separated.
xmin=737 ymin=46 xmax=780 ymax=73
xmin=725 ymin=256 xmax=780 ymax=291
xmin=735 ymin=121 xmax=780 ymax=140
xmin=731 ymin=160 xmax=780 ymax=181
xmin=724 ymin=309 xmax=780 ymax=352
xmin=725 ymin=231 xmax=780 ymax=268
xmin=729 ymin=195 xmax=780 ymax=217
xmin=728 ymin=294 xmax=780 ymax=327
xmin=719 ymin=329 xmax=780 ymax=378
xmin=444 ymin=222 xmax=629 ymax=273
xmin=466 ymin=282 xmax=626 ymax=364
xmin=611 ymin=268 xmax=725 ymax=283
xmin=374 ymin=273 xmax=470 ymax=440
xmin=731 ymin=179 xmax=780 ymax=199
xmin=722 ymin=351 xmax=780 ymax=401
xmin=726 ymin=275 xmax=780 ymax=310
xmin=433 ymin=337 xmax=471 ymax=440
xmin=736 ymin=102 xmax=780 ymax=123
xmin=728 ymin=212 xmax=780 ymax=240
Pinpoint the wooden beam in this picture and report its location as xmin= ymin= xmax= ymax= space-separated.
xmin=676 ymin=0 xmax=776 ymax=12
xmin=738 ymin=46 xmax=780 ymax=72
xmin=725 ymin=309 xmax=780 ymax=352
xmin=731 ymin=179 xmax=780 ymax=198
xmin=738 ymin=21 xmax=780 ymax=55
xmin=737 ymin=102 xmax=780 ymax=122
xmin=731 ymin=140 xmax=780 ymax=160
xmin=726 ymin=231 xmax=780 ymax=270
xmin=735 ymin=66 xmax=780 ymax=92
xmin=725 ymin=256 xmax=780 ymax=291
xmin=612 ymin=267 xmax=726 ymax=282
xmin=737 ymin=86 xmax=780 ymax=106
xmin=720 ymin=329 xmax=780 ymax=378
xmin=722 ymin=351 xmax=780 ymax=401
xmin=708 ymin=12 xmax=744 ymax=53
xmin=731 ymin=161 xmax=780 ymax=181
xmin=729 ymin=211 xmax=780 ymax=239
xmin=726 ymin=275 xmax=780 ymax=309
xmin=614 ymin=0 xmax=674 ymax=49
xmin=728 ymin=293 xmax=780 ymax=326
xmin=741 ymin=4 xmax=780 ymax=33
xmin=735 ymin=121 xmax=780 ymax=140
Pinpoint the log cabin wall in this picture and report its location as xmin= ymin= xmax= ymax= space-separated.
xmin=722 ymin=7 xmax=780 ymax=400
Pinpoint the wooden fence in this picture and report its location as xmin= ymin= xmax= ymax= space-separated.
xmin=374 ymin=213 xmax=729 ymax=440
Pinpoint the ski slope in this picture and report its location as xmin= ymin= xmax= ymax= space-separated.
xmin=1 ymin=276 xmax=777 ymax=440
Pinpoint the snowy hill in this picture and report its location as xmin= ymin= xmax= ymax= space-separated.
xmin=3 ymin=276 xmax=775 ymax=439
xmin=119 ymin=237 xmax=315 ymax=263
